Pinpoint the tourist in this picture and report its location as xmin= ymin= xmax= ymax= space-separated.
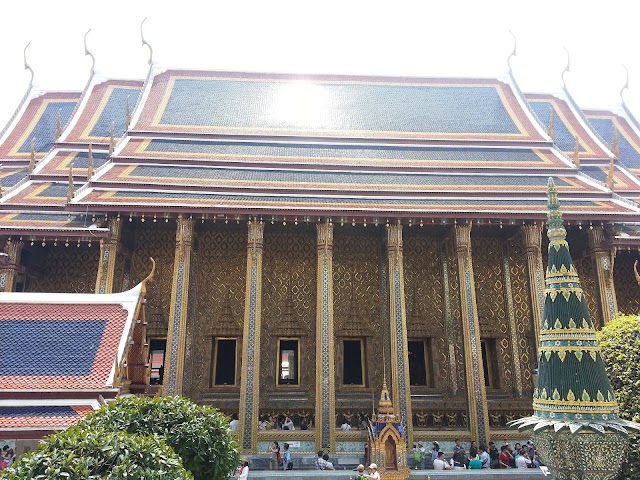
xmin=469 ymin=440 xmax=478 ymax=458
xmin=322 ymin=453 xmax=335 ymax=470
xmin=356 ymin=464 xmax=367 ymax=479
xmin=453 ymin=438 xmax=464 ymax=455
xmin=269 ymin=441 xmax=280 ymax=470
xmin=516 ymin=447 xmax=532 ymax=469
xmin=479 ymin=445 xmax=490 ymax=469
xmin=365 ymin=463 xmax=381 ymax=480
xmin=235 ymin=460 xmax=249 ymax=480
xmin=433 ymin=451 xmax=451 ymax=470
xmin=283 ymin=416 xmax=295 ymax=431
xmin=282 ymin=442 xmax=293 ymax=470
xmin=229 ymin=413 xmax=239 ymax=432
xmin=488 ymin=442 xmax=500 ymax=469
xmin=451 ymin=450 xmax=467 ymax=470
xmin=2 ymin=446 xmax=14 ymax=466
xmin=341 ymin=420 xmax=351 ymax=431
xmin=316 ymin=450 xmax=327 ymax=470
xmin=499 ymin=445 xmax=512 ymax=469
xmin=469 ymin=455 xmax=482 ymax=470
xmin=431 ymin=441 xmax=441 ymax=461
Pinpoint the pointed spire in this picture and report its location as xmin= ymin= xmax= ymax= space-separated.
xmin=606 ymin=157 xmax=615 ymax=191
xmin=612 ymin=125 xmax=620 ymax=158
xmin=547 ymin=108 xmax=556 ymax=142
xmin=67 ymin=164 xmax=74 ymax=202
xmin=109 ymin=121 xmax=115 ymax=156
xmin=572 ymin=136 xmax=580 ymax=168
xmin=28 ymin=138 xmax=36 ymax=174
xmin=87 ymin=143 xmax=94 ymax=180
xmin=54 ymin=109 xmax=62 ymax=141
xmin=125 ymin=95 xmax=131 ymax=129
xmin=23 ymin=43 xmax=34 ymax=85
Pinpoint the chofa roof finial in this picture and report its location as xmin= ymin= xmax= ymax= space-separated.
xmin=141 ymin=257 xmax=156 ymax=297
xmin=28 ymin=138 xmax=36 ymax=174
xmin=572 ymin=136 xmax=580 ymax=168
xmin=547 ymin=108 xmax=556 ymax=142
xmin=87 ymin=143 xmax=94 ymax=180
xmin=507 ymin=30 xmax=517 ymax=72
xmin=23 ymin=43 xmax=34 ymax=85
xmin=561 ymin=46 xmax=571 ymax=87
xmin=141 ymin=17 xmax=154 ymax=66
xmin=84 ymin=29 xmax=96 ymax=74
xmin=620 ymin=64 xmax=629 ymax=104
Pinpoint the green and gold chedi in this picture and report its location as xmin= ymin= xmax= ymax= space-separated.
xmin=510 ymin=178 xmax=640 ymax=480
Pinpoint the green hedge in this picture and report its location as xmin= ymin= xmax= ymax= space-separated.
xmin=597 ymin=314 xmax=640 ymax=480
xmin=82 ymin=396 xmax=239 ymax=480
xmin=0 ymin=425 xmax=192 ymax=480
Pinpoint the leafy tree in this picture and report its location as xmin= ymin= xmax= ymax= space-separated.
xmin=0 ymin=425 xmax=192 ymax=480
xmin=82 ymin=396 xmax=239 ymax=480
xmin=597 ymin=314 xmax=640 ymax=480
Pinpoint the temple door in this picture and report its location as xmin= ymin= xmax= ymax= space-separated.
xmin=384 ymin=436 xmax=397 ymax=470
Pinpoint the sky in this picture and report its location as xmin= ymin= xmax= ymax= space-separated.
xmin=1 ymin=0 xmax=640 ymax=130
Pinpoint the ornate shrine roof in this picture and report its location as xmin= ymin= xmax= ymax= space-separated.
xmin=0 ymin=405 xmax=94 ymax=431
xmin=0 ymin=211 xmax=108 ymax=237
xmin=0 ymin=92 xmax=80 ymax=166
xmin=132 ymin=70 xmax=547 ymax=142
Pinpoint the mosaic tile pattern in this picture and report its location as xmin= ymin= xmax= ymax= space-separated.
xmin=37 ymin=150 xmax=109 ymax=176
xmin=529 ymin=101 xmax=585 ymax=153
xmin=135 ymin=71 xmax=544 ymax=140
xmin=0 ymin=303 xmax=128 ymax=389
xmin=586 ymin=113 xmax=640 ymax=170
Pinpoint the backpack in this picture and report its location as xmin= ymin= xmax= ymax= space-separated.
xmin=414 ymin=449 xmax=423 ymax=463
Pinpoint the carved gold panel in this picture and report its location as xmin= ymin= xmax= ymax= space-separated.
xmin=613 ymin=252 xmax=640 ymax=315
xmin=260 ymin=225 xmax=317 ymax=403
xmin=506 ymin=236 xmax=536 ymax=393
xmin=445 ymin=234 xmax=467 ymax=394
xmin=471 ymin=236 xmax=513 ymax=392
xmin=189 ymin=223 xmax=247 ymax=398
xmin=333 ymin=227 xmax=383 ymax=396
xmin=403 ymin=232 xmax=448 ymax=390
xmin=574 ymin=256 xmax=602 ymax=329
xmin=128 ymin=221 xmax=176 ymax=337
xmin=25 ymin=244 xmax=99 ymax=293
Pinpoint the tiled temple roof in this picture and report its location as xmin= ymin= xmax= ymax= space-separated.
xmin=585 ymin=109 xmax=640 ymax=174
xmin=0 ymin=406 xmax=93 ymax=430
xmin=132 ymin=70 xmax=548 ymax=142
xmin=0 ymin=211 xmax=109 ymax=237
xmin=0 ymin=92 xmax=81 ymax=166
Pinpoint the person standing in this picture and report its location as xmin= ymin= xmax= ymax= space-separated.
xmin=479 ymin=445 xmax=490 ymax=469
xmin=365 ymin=463 xmax=380 ymax=479
xmin=469 ymin=440 xmax=478 ymax=459
xmin=229 ymin=414 xmax=239 ymax=432
xmin=431 ymin=441 xmax=441 ymax=461
xmin=323 ymin=453 xmax=335 ymax=470
xmin=316 ymin=450 xmax=326 ymax=470
xmin=269 ymin=441 xmax=280 ymax=470
xmin=499 ymin=445 xmax=512 ymax=469
xmin=356 ymin=464 xmax=367 ymax=479
xmin=488 ymin=442 xmax=500 ymax=469
xmin=515 ymin=447 xmax=532 ymax=469
xmin=282 ymin=443 xmax=292 ymax=470
xmin=235 ymin=460 xmax=249 ymax=480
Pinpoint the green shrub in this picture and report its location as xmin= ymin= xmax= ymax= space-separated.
xmin=597 ymin=314 xmax=640 ymax=480
xmin=82 ymin=396 xmax=239 ymax=480
xmin=0 ymin=425 xmax=192 ymax=480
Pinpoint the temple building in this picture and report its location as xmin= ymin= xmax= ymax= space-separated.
xmin=2 ymin=51 xmax=640 ymax=455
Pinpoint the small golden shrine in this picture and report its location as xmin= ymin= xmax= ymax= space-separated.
xmin=367 ymin=380 xmax=411 ymax=480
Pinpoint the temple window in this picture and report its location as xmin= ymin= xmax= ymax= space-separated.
xmin=148 ymin=338 xmax=166 ymax=385
xmin=278 ymin=338 xmax=299 ymax=385
xmin=481 ymin=338 xmax=500 ymax=389
xmin=212 ymin=338 xmax=237 ymax=386
xmin=343 ymin=339 xmax=365 ymax=386
xmin=408 ymin=339 xmax=435 ymax=388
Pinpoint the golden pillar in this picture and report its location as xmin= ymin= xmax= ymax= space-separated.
xmin=386 ymin=224 xmax=413 ymax=444
xmin=164 ymin=215 xmax=194 ymax=396
xmin=453 ymin=223 xmax=489 ymax=445
xmin=95 ymin=217 xmax=122 ymax=294
xmin=315 ymin=221 xmax=335 ymax=451
xmin=0 ymin=239 xmax=23 ymax=292
xmin=588 ymin=226 xmax=617 ymax=325
xmin=522 ymin=223 xmax=544 ymax=345
xmin=238 ymin=220 xmax=265 ymax=452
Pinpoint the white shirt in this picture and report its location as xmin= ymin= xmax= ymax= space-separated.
xmin=283 ymin=419 xmax=295 ymax=430
xmin=237 ymin=466 xmax=249 ymax=480
xmin=516 ymin=455 xmax=532 ymax=469
xmin=480 ymin=451 xmax=490 ymax=468
xmin=367 ymin=471 xmax=380 ymax=479
xmin=229 ymin=419 xmax=239 ymax=432
xmin=340 ymin=422 xmax=351 ymax=431
xmin=433 ymin=459 xmax=450 ymax=470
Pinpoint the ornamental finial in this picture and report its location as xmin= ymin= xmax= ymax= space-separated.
xmin=140 ymin=17 xmax=154 ymax=66
xmin=507 ymin=30 xmax=517 ymax=72
xmin=84 ymin=29 xmax=96 ymax=74
xmin=54 ymin=109 xmax=62 ymax=141
xmin=612 ymin=125 xmax=620 ymax=158
xmin=87 ymin=143 xmax=94 ymax=180
xmin=547 ymin=108 xmax=556 ymax=142
xmin=620 ymin=64 xmax=629 ymax=104
xmin=607 ymin=156 xmax=615 ymax=191
xmin=28 ymin=138 xmax=36 ymax=174
xmin=572 ymin=136 xmax=580 ymax=168
xmin=561 ymin=46 xmax=571 ymax=87
xmin=23 ymin=43 xmax=34 ymax=85
xmin=546 ymin=177 xmax=566 ymax=243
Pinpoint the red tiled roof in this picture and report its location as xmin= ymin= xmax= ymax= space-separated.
xmin=0 ymin=405 xmax=93 ymax=429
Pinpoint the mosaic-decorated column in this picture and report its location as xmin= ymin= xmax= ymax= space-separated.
xmin=453 ymin=223 xmax=489 ymax=445
xmin=0 ymin=239 xmax=23 ymax=292
xmin=502 ymin=242 xmax=524 ymax=397
xmin=164 ymin=215 xmax=194 ymax=396
xmin=238 ymin=220 xmax=264 ymax=452
xmin=522 ymin=223 xmax=544 ymax=345
xmin=588 ymin=226 xmax=617 ymax=325
xmin=315 ymin=221 xmax=335 ymax=451
xmin=386 ymin=224 xmax=413 ymax=443
xmin=95 ymin=217 xmax=122 ymax=294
